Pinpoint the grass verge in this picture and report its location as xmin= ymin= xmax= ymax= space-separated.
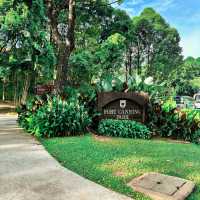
xmin=41 ymin=134 xmax=200 ymax=200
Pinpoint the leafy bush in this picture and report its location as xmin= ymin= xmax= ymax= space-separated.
xmin=17 ymin=96 xmax=46 ymax=129
xmin=175 ymin=81 xmax=199 ymax=96
xmin=64 ymin=84 xmax=98 ymax=122
xmin=98 ymin=119 xmax=151 ymax=139
xmin=147 ymin=100 xmax=200 ymax=143
xmin=192 ymin=129 xmax=200 ymax=144
xmin=18 ymin=96 xmax=91 ymax=137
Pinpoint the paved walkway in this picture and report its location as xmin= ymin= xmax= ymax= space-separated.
xmin=0 ymin=115 xmax=132 ymax=200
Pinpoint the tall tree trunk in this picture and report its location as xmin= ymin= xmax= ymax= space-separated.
xmin=146 ymin=44 xmax=152 ymax=76
xmin=136 ymin=38 xmax=141 ymax=75
xmin=125 ymin=61 xmax=128 ymax=83
xmin=2 ymin=80 xmax=5 ymax=101
xmin=13 ymin=72 xmax=18 ymax=106
xmin=21 ymin=73 xmax=31 ymax=104
xmin=46 ymin=0 xmax=76 ymax=94
xmin=137 ymin=49 xmax=141 ymax=75
xmin=55 ymin=43 xmax=71 ymax=93
xmin=56 ymin=0 xmax=76 ymax=93
xmin=128 ymin=48 xmax=132 ymax=76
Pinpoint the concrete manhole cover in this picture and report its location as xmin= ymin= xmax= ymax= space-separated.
xmin=128 ymin=172 xmax=195 ymax=200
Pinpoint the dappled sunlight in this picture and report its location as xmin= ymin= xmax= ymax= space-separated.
xmin=92 ymin=135 xmax=133 ymax=146
xmin=42 ymin=135 xmax=200 ymax=199
xmin=0 ymin=143 xmax=29 ymax=149
xmin=99 ymin=155 xmax=160 ymax=180
xmin=0 ymin=142 xmax=41 ymax=150
xmin=100 ymin=156 xmax=147 ymax=170
xmin=0 ymin=128 xmax=24 ymax=132
xmin=102 ymin=158 xmax=143 ymax=178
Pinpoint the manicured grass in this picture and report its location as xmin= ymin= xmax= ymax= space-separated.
xmin=41 ymin=135 xmax=200 ymax=200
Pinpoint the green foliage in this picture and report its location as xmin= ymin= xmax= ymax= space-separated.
xmin=18 ymin=96 xmax=91 ymax=137
xmin=127 ymin=75 xmax=173 ymax=101
xmin=104 ymin=9 xmax=131 ymax=39
xmin=147 ymin=100 xmax=200 ymax=143
xmin=98 ymin=119 xmax=151 ymax=139
xmin=70 ymin=33 xmax=126 ymax=85
xmin=192 ymin=129 xmax=200 ymax=144
xmin=191 ymin=77 xmax=200 ymax=88
xmin=162 ymin=99 xmax=176 ymax=112
xmin=64 ymin=83 xmax=96 ymax=106
xmin=64 ymin=83 xmax=97 ymax=120
xmin=175 ymin=81 xmax=199 ymax=96
xmin=130 ymin=8 xmax=182 ymax=80
xmin=1 ymin=0 xmax=197 ymax=147
xmin=0 ymin=1 xmax=185 ymax=101
xmin=0 ymin=0 xmax=55 ymax=99
xmin=70 ymin=50 xmax=95 ymax=84
xmin=170 ymin=57 xmax=200 ymax=96
xmin=99 ymin=33 xmax=125 ymax=75
xmin=0 ymin=66 xmax=10 ymax=81
xmin=17 ymin=95 xmax=47 ymax=129
xmin=97 ymin=74 xmax=124 ymax=92
xmin=78 ymin=83 xmax=96 ymax=103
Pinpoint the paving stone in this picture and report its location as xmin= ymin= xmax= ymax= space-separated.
xmin=135 ymin=173 xmax=162 ymax=190
xmin=128 ymin=172 xmax=195 ymax=200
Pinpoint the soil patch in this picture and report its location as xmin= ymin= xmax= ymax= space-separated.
xmin=113 ymin=170 xmax=126 ymax=177
xmin=153 ymin=136 xmax=191 ymax=144
xmin=93 ymin=134 xmax=112 ymax=142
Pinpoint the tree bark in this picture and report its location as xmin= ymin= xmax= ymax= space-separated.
xmin=2 ymin=80 xmax=5 ymax=101
xmin=21 ymin=73 xmax=31 ymax=104
xmin=128 ymin=48 xmax=132 ymax=76
xmin=13 ymin=72 xmax=18 ymax=106
xmin=125 ymin=61 xmax=128 ymax=83
xmin=137 ymin=40 xmax=141 ymax=74
xmin=46 ymin=0 xmax=76 ymax=94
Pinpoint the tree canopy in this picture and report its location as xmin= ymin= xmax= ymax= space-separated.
xmin=1 ymin=0 xmax=199 ymax=102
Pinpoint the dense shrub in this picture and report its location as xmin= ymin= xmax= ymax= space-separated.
xmin=17 ymin=96 xmax=46 ymax=129
xmin=147 ymin=99 xmax=200 ymax=144
xmin=64 ymin=84 xmax=97 ymax=118
xmin=174 ymin=80 xmax=199 ymax=96
xmin=18 ymin=96 xmax=91 ymax=137
xmin=192 ymin=129 xmax=200 ymax=144
xmin=98 ymin=119 xmax=151 ymax=139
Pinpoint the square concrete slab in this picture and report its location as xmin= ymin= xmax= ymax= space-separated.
xmin=128 ymin=172 xmax=195 ymax=200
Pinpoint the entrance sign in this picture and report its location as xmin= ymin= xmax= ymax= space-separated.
xmin=97 ymin=92 xmax=149 ymax=123
xmin=35 ymin=85 xmax=55 ymax=95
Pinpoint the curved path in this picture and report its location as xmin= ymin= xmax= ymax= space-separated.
xmin=0 ymin=115 xmax=132 ymax=200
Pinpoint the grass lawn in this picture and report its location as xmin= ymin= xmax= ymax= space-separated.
xmin=41 ymin=134 xmax=200 ymax=200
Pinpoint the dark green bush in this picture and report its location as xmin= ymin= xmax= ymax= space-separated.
xmin=98 ymin=119 xmax=151 ymax=139
xmin=147 ymin=100 xmax=200 ymax=143
xmin=17 ymin=96 xmax=45 ymax=129
xmin=64 ymin=84 xmax=97 ymax=117
xmin=192 ymin=129 xmax=200 ymax=144
xmin=173 ymin=80 xmax=199 ymax=96
xmin=18 ymin=96 xmax=91 ymax=137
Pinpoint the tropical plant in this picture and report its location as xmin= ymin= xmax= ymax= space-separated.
xmin=18 ymin=96 xmax=91 ymax=137
xmin=98 ymin=119 xmax=151 ymax=139
xmin=147 ymin=100 xmax=200 ymax=143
